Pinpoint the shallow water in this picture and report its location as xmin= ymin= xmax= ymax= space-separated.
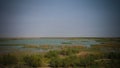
xmin=0 ymin=39 xmax=100 ymax=53
xmin=0 ymin=39 xmax=100 ymax=46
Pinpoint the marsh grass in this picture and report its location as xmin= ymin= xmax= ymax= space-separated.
xmin=0 ymin=38 xmax=120 ymax=67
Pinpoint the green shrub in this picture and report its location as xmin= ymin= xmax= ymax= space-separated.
xmin=49 ymin=57 xmax=63 ymax=67
xmin=63 ymin=55 xmax=79 ymax=67
xmin=23 ymin=55 xmax=43 ymax=67
xmin=0 ymin=54 xmax=18 ymax=65
xmin=60 ymin=48 xmax=79 ymax=56
xmin=45 ymin=50 xmax=59 ymax=58
xmin=50 ymin=54 xmax=97 ymax=67
xmin=79 ymin=55 xmax=95 ymax=66
xmin=49 ymin=55 xmax=80 ymax=67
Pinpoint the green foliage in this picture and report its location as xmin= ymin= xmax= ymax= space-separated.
xmin=0 ymin=54 xmax=18 ymax=65
xmin=0 ymin=38 xmax=120 ymax=68
xmin=23 ymin=55 xmax=44 ymax=67
xmin=49 ymin=57 xmax=63 ymax=67
xmin=79 ymin=55 xmax=95 ymax=66
xmin=49 ymin=55 xmax=97 ymax=67
xmin=62 ymin=55 xmax=79 ymax=67
xmin=45 ymin=50 xmax=59 ymax=58
xmin=49 ymin=55 xmax=81 ymax=67
xmin=60 ymin=48 xmax=79 ymax=56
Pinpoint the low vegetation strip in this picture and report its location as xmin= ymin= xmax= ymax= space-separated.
xmin=0 ymin=38 xmax=120 ymax=68
xmin=0 ymin=43 xmax=120 ymax=68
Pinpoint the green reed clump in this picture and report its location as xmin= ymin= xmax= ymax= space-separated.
xmin=23 ymin=54 xmax=44 ymax=67
xmin=60 ymin=48 xmax=80 ymax=56
xmin=45 ymin=50 xmax=60 ymax=58
xmin=49 ymin=57 xmax=63 ymax=67
xmin=0 ymin=54 xmax=18 ymax=65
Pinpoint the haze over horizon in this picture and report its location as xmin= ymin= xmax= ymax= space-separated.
xmin=0 ymin=0 xmax=120 ymax=38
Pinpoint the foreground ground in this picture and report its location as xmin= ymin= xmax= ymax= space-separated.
xmin=0 ymin=38 xmax=120 ymax=68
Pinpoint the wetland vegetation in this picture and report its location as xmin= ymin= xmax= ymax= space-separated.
xmin=0 ymin=38 xmax=120 ymax=68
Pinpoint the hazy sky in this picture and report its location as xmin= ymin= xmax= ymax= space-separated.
xmin=0 ymin=0 xmax=120 ymax=37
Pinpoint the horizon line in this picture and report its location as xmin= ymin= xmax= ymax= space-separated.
xmin=0 ymin=36 xmax=120 ymax=39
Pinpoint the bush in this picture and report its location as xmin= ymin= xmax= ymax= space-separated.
xmin=50 ymin=54 xmax=97 ymax=67
xmin=45 ymin=50 xmax=59 ymax=58
xmin=49 ymin=55 xmax=80 ymax=67
xmin=63 ymin=55 xmax=79 ymax=67
xmin=49 ymin=57 xmax=63 ymax=67
xmin=23 ymin=55 xmax=43 ymax=67
xmin=60 ymin=48 xmax=79 ymax=56
xmin=0 ymin=54 xmax=18 ymax=65
xmin=79 ymin=55 xmax=95 ymax=66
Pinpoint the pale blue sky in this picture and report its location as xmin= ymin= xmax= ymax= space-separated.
xmin=0 ymin=0 xmax=120 ymax=37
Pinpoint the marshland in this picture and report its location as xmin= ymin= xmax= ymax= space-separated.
xmin=0 ymin=37 xmax=120 ymax=68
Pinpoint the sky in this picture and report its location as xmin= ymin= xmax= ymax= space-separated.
xmin=0 ymin=0 xmax=120 ymax=37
